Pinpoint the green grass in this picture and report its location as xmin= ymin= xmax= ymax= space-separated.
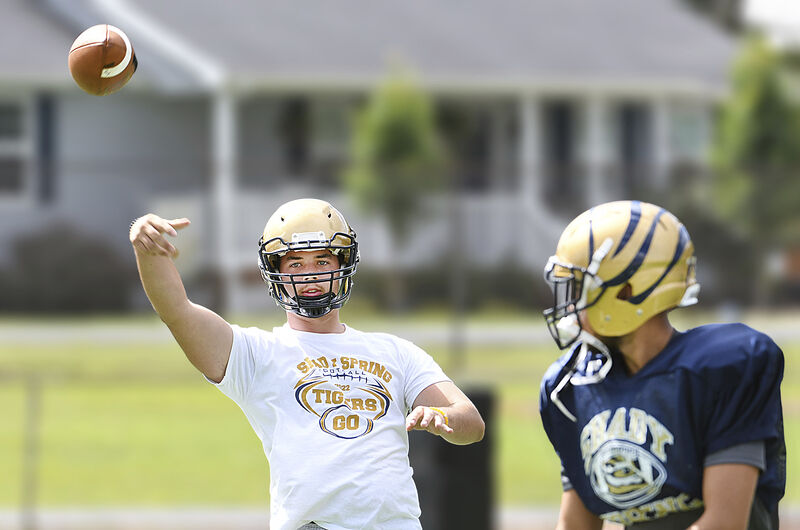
xmin=0 ymin=338 xmax=270 ymax=507
xmin=38 ymin=383 xmax=267 ymax=505
xmin=0 ymin=316 xmax=797 ymax=509
xmin=0 ymin=384 xmax=24 ymax=505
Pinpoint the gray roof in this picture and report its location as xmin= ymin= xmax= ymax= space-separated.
xmin=0 ymin=0 xmax=77 ymax=83
xmin=127 ymin=0 xmax=737 ymax=94
xmin=0 ymin=0 xmax=737 ymax=95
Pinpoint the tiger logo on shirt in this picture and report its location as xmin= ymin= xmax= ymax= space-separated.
xmin=294 ymin=355 xmax=393 ymax=439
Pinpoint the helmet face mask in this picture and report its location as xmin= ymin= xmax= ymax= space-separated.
xmin=258 ymin=199 xmax=359 ymax=318
xmin=543 ymin=239 xmax=612 ymax=349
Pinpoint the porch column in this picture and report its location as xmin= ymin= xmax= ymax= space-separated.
xmin=651 ymin=96 xmax=671 ymax=191
xmin=585 ymin=96 xmax=611 ymax=206
xmin=489 ymin=102 xmax=510 ymax=190
xmin=212 ymin=91 xmax=237 ymax=314
xmin=519 ymin=95 xmax=541 ymax=200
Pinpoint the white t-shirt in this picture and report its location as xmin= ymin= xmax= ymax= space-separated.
xmin=211 ymin=323 xmax=450 ymax=530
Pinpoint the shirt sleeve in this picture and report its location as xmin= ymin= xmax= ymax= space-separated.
xmin=704 ymin=440 xmax=766 ymax=471
xmin=208 ymin=324 xmax=260 ymax=404
xmin=704 ymin=333 xmax=784 ymax=456
xmin=400 ymin=339 xmax=450 ymax=410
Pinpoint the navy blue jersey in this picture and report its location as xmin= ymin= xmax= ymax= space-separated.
xmin=539 ymin=323 xmax=785 ymax=527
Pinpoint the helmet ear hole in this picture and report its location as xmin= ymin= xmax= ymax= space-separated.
xmin=617 ymin=283 xmax=633 ymax=301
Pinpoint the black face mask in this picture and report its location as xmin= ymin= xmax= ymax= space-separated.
xmin=258 ymin=233 xmax=359 ymax=318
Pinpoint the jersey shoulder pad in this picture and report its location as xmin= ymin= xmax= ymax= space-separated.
xmin=677 ymin=322 xmax=782 ymax=374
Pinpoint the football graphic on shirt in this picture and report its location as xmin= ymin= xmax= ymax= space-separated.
xmin=589 ymin=440 xmax=667 ymax=508
xmin=294 ymin=369 xmax=392 ymax=439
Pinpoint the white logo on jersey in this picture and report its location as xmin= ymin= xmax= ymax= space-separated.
xmin=581 ymin=408 xmax=674 ymax=509
xmin=590 ymin=440 xmax=667 ymax=508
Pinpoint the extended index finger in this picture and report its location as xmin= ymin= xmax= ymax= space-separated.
xmin=152 ymin=218 xmax=188 ymax=237
xmin=168 ymin=218 xmax=191 ymax=230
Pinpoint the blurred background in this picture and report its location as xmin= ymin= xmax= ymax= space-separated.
xmin=0 ymin=0 xmax=799 ymax=528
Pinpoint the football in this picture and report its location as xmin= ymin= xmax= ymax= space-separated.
xmin=68 ymin=24 xmax=137 ymax=96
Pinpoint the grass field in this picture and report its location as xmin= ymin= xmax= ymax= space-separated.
xmin=0 ymin=312 xmax=796 ymax=509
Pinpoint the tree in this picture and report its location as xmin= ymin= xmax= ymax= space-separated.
xmin=345 ymin=69 xmax=446 ymax=243
xmin=712 ymin=34 xmax=800 ymax=301
xmin=344 ymin=69 xmax=447 ymax=306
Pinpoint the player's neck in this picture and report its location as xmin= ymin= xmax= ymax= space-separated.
xmin=617 ymin=313 xmax=675 ymax=375
xmin=286 ymin=308 xmax=345 ymax=334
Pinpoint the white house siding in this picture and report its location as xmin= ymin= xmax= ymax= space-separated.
xmin=55 ymin=94 xmax=210 ymax=255
xmin=0 ymin=92 xmax=212 ymax=269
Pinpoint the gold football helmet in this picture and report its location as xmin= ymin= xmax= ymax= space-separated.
xmin=544 ymin=200 xmax=699 ymax=349
xmin=258 ymin=198 xmax=359 ymax=318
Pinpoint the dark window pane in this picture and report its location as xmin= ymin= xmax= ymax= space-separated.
xmin=38 ymin=95 xmax=55 ymax=203
xmin=542 ymin=99 xmax=582 ymax=210
xmin=617 ymin=102 xmax=652 ymax=193
xmin=0 ymin=104 xmax=22 ymax=138
xmin=278 ymin=97 xmax=309 ymax=177
xmin=0 ymin=157 xmax=23 ymax=191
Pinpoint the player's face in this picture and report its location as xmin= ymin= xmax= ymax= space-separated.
xmin=578 ymin=309 xmax=595 ymax=336
xmin=278 ymin=250 xmax=341 ymax=299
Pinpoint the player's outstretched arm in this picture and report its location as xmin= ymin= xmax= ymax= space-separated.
xmin=406 ymin=381 xmax=485 ymax=445
xmin=130 ymin=214 xmax=233 ymax=383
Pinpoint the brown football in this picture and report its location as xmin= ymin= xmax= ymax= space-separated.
xmin=68 ymin=24 xmax=137 ymax=96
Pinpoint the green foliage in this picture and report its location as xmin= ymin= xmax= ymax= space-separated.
xmin=712 ymin=34 xmax=800 ymax=246
xmin=344 ymin=69 xmax=447 ymax=242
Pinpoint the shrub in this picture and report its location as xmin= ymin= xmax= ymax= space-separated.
xmin=0 ymin=223 xmax=137 ymax=313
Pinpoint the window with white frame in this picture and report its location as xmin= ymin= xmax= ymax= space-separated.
xmin=0 ymin=100 xmax=32 ymax=199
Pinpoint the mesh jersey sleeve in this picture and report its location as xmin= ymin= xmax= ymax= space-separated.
xmin=400 ymin=339 xmax=450 ymax=410
xmin=704 ymin=334 xmax=784 ymax=456
xmin=208 ymin=324 xmax=260 ymax=404
xmin=705 ymin=440 xmax=766 ymax=471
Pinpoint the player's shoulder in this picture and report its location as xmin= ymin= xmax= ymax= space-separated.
xmin=354 ymin=327 xmax=421 ymax=351
xmin=676 ymin=322 xmax=783 ymax=374
xmin=230 ymin=323 xmax=281 ymax=345
xmin=231 ymin=323 xmax=270 ymax=337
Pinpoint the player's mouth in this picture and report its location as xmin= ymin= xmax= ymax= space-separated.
xmin=299 ymin=286 xmax=327 ymax=297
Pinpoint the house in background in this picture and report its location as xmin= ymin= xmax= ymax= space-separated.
xmin=0 ymin=0 xmax=736 ymax=312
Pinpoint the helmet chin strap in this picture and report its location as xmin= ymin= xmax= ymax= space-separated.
xmin=570 ymin=331 xmax=613 ymax=385
xmin=294 ymin=292 xmax=335 ymax=318
xmin=549 ymin=330 xmax=613 ymax=423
